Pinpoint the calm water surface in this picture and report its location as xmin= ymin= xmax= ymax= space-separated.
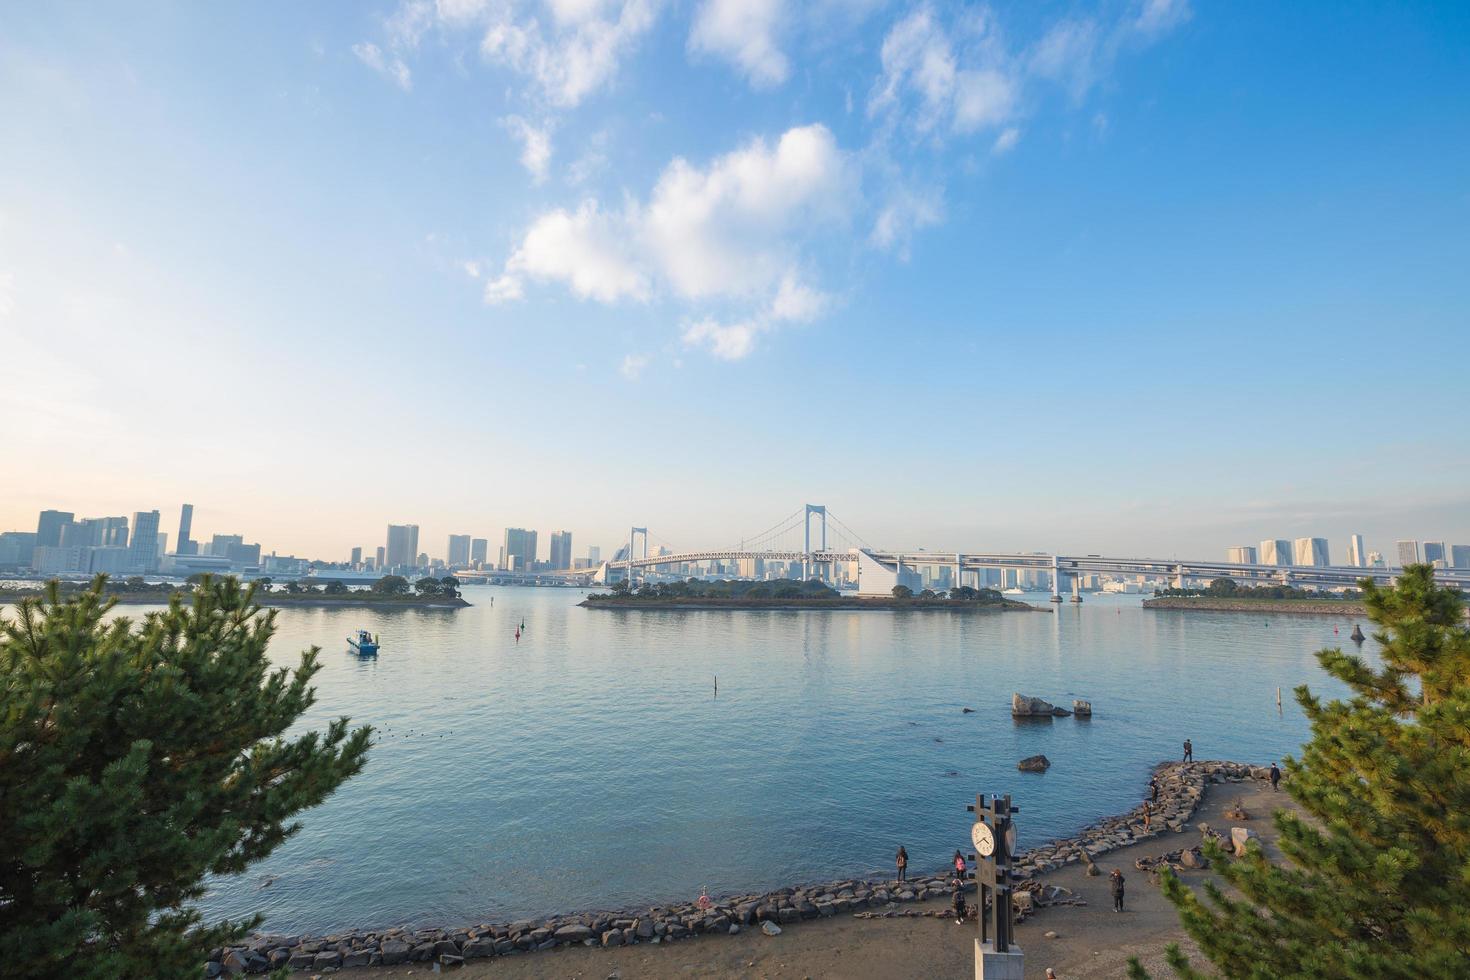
xmin=16 ymin=586 xmax=1373 ymax=933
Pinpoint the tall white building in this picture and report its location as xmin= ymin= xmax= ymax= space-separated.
xmin=1293 ymin=537 xmax=1330 ymax=566
xmin=1259 ymin=539 xmax=1293 ymax=566
xmin=1396 ymin=540 xmax=1421 ymax=567
xmin=1346 ymin=534 xmax=1366 ymax=567
xmin=1226 ymin=546 xmax=1257 ymax=564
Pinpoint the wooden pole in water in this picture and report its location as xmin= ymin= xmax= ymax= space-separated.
xmin=1276 ymin=687 xmax=1282 ymax=707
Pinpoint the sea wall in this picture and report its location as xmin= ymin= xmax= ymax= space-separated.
xmin=207 ymin=760 xmax=1266 ymax=975
xmin=1143 ymin=596 xmax=1366 ymax=617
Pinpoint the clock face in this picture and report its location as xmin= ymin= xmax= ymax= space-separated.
xmin=971 ymin=821 xmax=995 ymax=857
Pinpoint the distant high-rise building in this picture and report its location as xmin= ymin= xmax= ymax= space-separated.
xmin=1293 ymin=537 xmax=1329 ymax=567
xmin=549 ymin=530 xmax=572 ymax=570
xmin=1226 ymin=546 xmax=1257 ymax=564
xmin=128 ymin=510 xmax=161 ymax=573
xmin=448 ymin=534 xmax=472 ymax=567
xmin=587 ymin=545 xmax=601 ymax=564
xmin=36 ymin=510 xmax=74 ymax=548
xmin=0 ymin=531 xmax=38 ymax=569
xmin=1259 ymin=539 xmax=1293 ymax=566
xmin=502 ymin=527 xmax=537 ymax=571
xmin=376 ymin=545 xmax=386 ymax=568
xmin=211 ymin=533 xmax=244 ymax=557
xmin=1346 ymin=534 xmax=1366 ymax=568
xmin=1396 ymin=540 xmax=1421 ymax=567
xmin=1451 ymin=544 xmax=1470 ymax=569
xmin=470 ymin=538 xmax=489 ymax=566
xmin=386 ymin=524 xmax=419 ymax=568
xmin=1368 ymin=551 xmax=1385 ymax=567
xmin=350 ymin=546 xmax=363 ymax=566
xmin=156 ymin=533 xmax=168 ymax=558
xmin=177 ymin=504 xmax=196 ymax=556
xmin=1423 ymin=541 xmax=1448 ymax=567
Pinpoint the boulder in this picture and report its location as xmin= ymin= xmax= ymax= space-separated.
xmin=342 ymin=950 xmax=372 ymax=968
xmin=554 ymin=924 xmax=594 ymax=943
xmin=601 ymin=929 xmax=625 ymax=948
xmin=432 ymin=939 xmax=462 ymax=958
xmin=1012 ymin=693 xmax=1057 ymax=716
xmin=380 ymin=939 xmax=412 ymax=965
xmin=1018 ymin=754 xmax=1051 ymax=773
xmin=312 ymin=950 xmax=343 ymax=970
xmin=1230 ymin=826 xmax=1260 ymax=857
xmin=1180 ymin=847 xmax=1208 ymax=870
xmin=221 ymin=950 xmax=249 ymax=975
xmin=635 ymin=918 xmax=655 ymax=939
xmin=761 ymin=921 xmax=782 ymax=936
xmin=1072 ymin=699 xmax=1092 ymax=716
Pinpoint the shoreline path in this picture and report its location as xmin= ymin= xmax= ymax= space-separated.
xmin=323 ymin=767 xmax=1295 ymax=979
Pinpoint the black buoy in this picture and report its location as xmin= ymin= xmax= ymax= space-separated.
xmin=1350 ymin=624 xmax=1365 ymax=643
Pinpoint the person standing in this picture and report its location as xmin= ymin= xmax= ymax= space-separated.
xmin=1269 ymin=762 xmax=1281 ymax=791
xmin=1110 ymin=869 xmax=1126 ymax=912
xmin=951 ymin=875 xmax=967 ymax=925
xmin=895 ymin=845 xmax=908 ymax=883
xmin=1148 ymin=777 xmax=1159 ymax=803
xmin=1183 ymin=738 xmax=1193 ymax=762
xmin=1142 ymin=800 xmax=1152 ymax=830
xmin=953 ymin=849 xmax=967 ymax=877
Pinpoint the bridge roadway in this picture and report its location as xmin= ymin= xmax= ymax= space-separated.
xmin=584 ymin=548 xmax=1470 ymax=593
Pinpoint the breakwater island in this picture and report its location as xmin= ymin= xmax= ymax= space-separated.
xmin=581 ymin=578 xmax=1042 ymax=612
xmin=1144 ymin=595 xmax=1368 ymax=617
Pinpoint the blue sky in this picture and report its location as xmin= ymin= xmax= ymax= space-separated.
xmin=2 ymin=1 xmax=1467 ymax=562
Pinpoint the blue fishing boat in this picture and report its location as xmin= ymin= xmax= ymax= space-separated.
xmin=347 ymin=629 xmax=379 ymax=655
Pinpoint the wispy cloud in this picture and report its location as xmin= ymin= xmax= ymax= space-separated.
xmin=352 ymin=41 xmax=412 ymax=90
xmin=688 ymin=0 xmax=789 ymax=88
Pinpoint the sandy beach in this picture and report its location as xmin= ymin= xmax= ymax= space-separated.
xmin=337 ymin=771 xmax=1297 ymax=979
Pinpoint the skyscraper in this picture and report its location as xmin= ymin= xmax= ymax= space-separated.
xmin=1226 ymin=546 xmax=1257 ymax=564
xmin=1423 ymin=541 xmax=1447 ymax=567
xmin=470 ymin=538 xmax=488 ymax=566
xmin=1396 ymin=540 xmax=1421 ymax=567
xmin=386 ymin=524 xmax=419 ymax=568
xmin=36 ymin=510 xmax=74 ymax=548
xmin=447 ymin=534 xmax=472 ymax=567
xmin=587 ymin=545 xmax=601 ymax=564
xmin=128 ymin=510 xmax=161 ymax=573
xmin=350 ymin=546 xmax=363 ymax=566
xmin=502 ymin=527 xmax=537 ymax=571
xmin=1346 ymin=534 xmax=1365 ymax=568
xmin=1451 ymin=544 xmax=1470 ymax=569
xmin=549 ymin=530 xmax=572 ymax=570
xmin=1258 ymin=539 xmax=1293 ymax=566
xmin=177 ymin=503 xmax=197 ymax=556
xmin=1293 ymin=537 xmax=1329 ymax=567
xmin=375 ymin=545 xmax=386 ymax=569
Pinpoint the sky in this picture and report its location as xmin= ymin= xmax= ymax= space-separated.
xmin=1 ymin=1 xmax=1468 ymax=564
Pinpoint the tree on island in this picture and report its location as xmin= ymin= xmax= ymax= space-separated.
xmin=413 ymin=577 xmax=441 ymax=597
xmin=891 ymin=584 xmax=913 ymax=599
xmin=0 ymin=575 xmax=371 ymax=978
xmin=440 ymin=576 xmax=460 ymax=599
xmin=1132 ymin=564 xmax=1470 ymax=979
xmin=372 ymin=574 xmax=410 ymax=595
xmin=323 ymin=580 xmax=348 ymax=595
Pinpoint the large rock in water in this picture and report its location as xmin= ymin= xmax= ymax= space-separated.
xmin=1072 ymin=699 xmax=1092 ymax=716
xmin=1013 ymin=693 xmax=1070 ymax=716
xmin=1018 ymin=754 xmax=1051 ymax=772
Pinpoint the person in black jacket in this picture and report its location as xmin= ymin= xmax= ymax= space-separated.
xmin=1110 ymin=868 xmax=1126 ymax=912
xmin=951 ymin=876 xmax=967 ymax=924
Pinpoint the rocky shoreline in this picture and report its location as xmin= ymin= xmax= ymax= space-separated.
xmin=207 ymin=760 xmax=1264 ymax=975
xmin=1142 ymin=596 xmax=1367 ymax=617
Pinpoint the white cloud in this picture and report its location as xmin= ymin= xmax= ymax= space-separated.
xmin=869 ymin=6 xmax=1017 ymax=135
xmin=1131 ymin=0 xmax=1191 ymax=40
xmin=619 ymin=352 xmax=649 ymax=379
xmin=502 ymin=115 xmax=554 ymax=183
xmin=1027 ymin=18 xmax=1100 ymax=100
xmin=485 ymin=124 xmax=850 ymax=358
xmin=352 ymin=42 xmax=413 ymax=90
xmin=479 ymin=0 xmax=659 ymax=107
xmin=688 ymin=0 xmax=790 ymax=88
xmin=498 ymin=200 xmax=649 ymax=303
xmin=483 ymin=273 xmax=524 ymax=303
xmin=869 ymin=184 xmax=942 ymax=256
xmin=991 ymin=126 xmax=1020 ymax=155
xmin=461 ymin=259 xmax=483 ymax=278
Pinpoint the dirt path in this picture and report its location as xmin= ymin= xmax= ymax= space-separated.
xmin=339 ymin=773 xmax=1296 ymax=979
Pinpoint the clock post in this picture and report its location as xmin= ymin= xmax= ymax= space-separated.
xmin=969 ymin=793 xmax=1024 ymax=980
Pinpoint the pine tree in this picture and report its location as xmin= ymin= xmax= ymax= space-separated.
xmin=1134 ymin=564 xmax=1470 ymax=979
xmin=0 ymin=576 xmax=372 ymax=979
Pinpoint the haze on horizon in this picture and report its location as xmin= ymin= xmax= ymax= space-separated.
xmin=2 ymin=2 xmax=1467 ymax=563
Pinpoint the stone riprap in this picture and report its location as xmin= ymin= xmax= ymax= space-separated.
xmin=206 ymin=760 xmax=1266 ymax=974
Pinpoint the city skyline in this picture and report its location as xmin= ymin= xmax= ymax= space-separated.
xmin=3 ymin=3 xmax=1468 ymax=557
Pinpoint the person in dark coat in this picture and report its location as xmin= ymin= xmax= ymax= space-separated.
xmin=1182 ymin=738 xmax=1193 ymax=762
xmin=1269 ymin=763 xmax=1281 ymax=791
xmin=952 ymin=876 xmax=967 ymax=924
xmin=895 ymin=845 xmax=908 ymax=882
xmin=1148 ymin=777 xmax=1159 ymax=803
xmin=1110 ymin=869 xmax=1126 ymax=912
